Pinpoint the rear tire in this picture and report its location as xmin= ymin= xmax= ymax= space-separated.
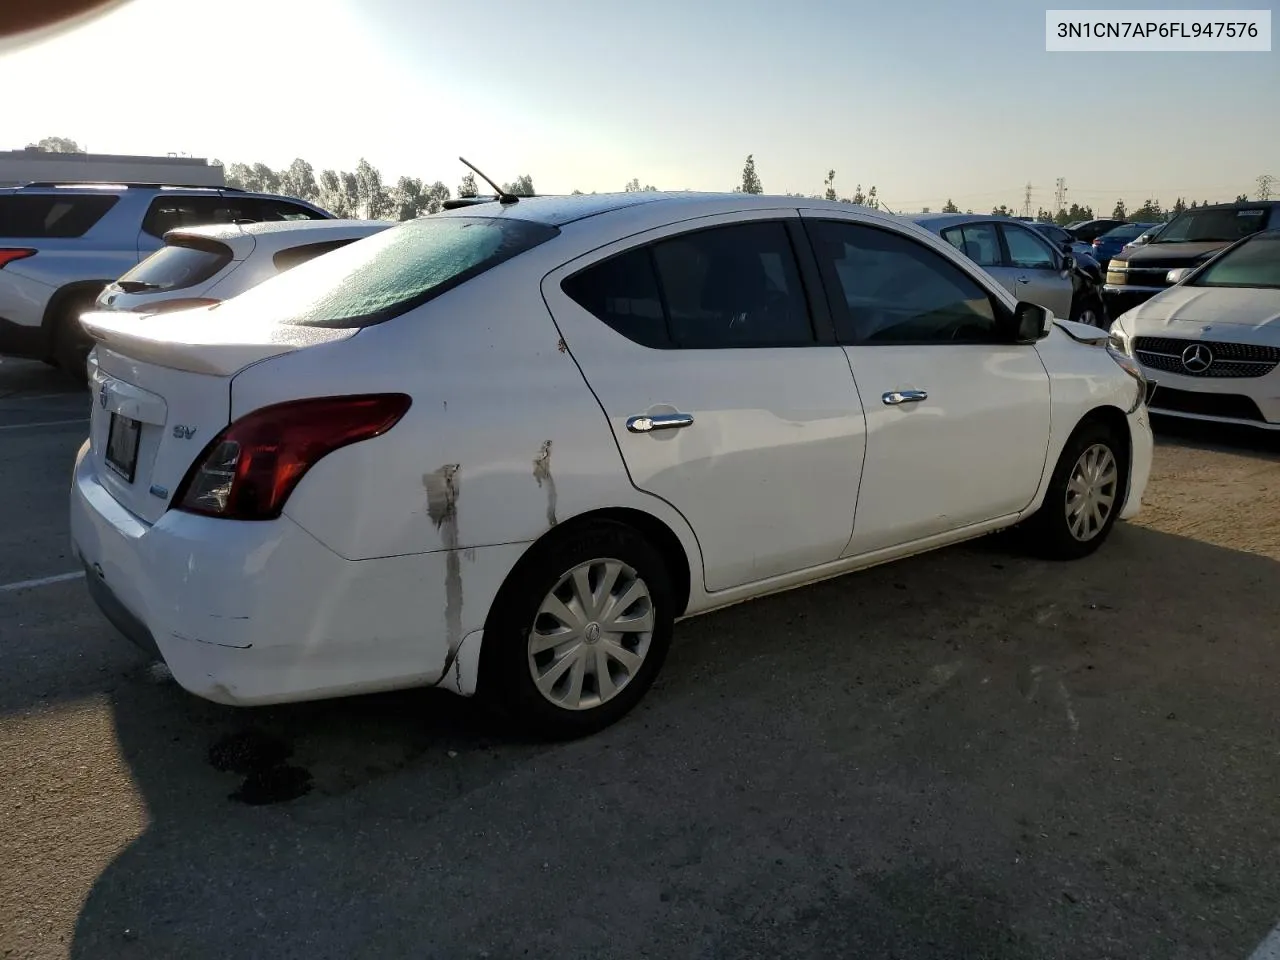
xmin=1019 ymin=420 xmax=1127 ymax=560
xmin=52 ymin=295 xmax=96 ymax=382
xmin=479 ymin=520 xmax=675 ymax=740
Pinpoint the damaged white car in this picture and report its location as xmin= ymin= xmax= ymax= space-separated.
xmin=70 ymin=191 xmax=1155 ymax=737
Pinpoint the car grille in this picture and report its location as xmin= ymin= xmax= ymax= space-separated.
xmin=1148 ymin=387 xmax=1266 ymax=422
xmin=1134 ymin=336 xmax=1280 ymax=379
xmin=1113 ymin=267 xmax=1172 ymax=287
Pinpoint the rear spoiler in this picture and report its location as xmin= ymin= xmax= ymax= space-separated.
xmin=78 ymin=309 xmax=355 ymax=377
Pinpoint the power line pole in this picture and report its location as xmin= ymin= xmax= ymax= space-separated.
xmin=1258 ymin=174 xmax=1276 ymax=201
xmin=1022 ymin=182 xmax=1033 ymax=218
xmin=1054 ymin=177 xmax=1067 ymax=212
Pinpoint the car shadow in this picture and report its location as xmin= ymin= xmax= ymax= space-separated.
xmin=1151 ymin=413 xmax=1280 ymax=460
xmin=65 ymin=522 xmax=1280 ymax=960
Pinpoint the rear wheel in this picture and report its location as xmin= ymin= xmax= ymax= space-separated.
xmin=480 ymin=520 xmax=674 ymax=739
xmin=1019 ymin=420 xmax=1127 ymax=560
xmin=52 ymin=294 xmax=97 ymax=382
xmin=1070 ymin=293 xmax=1107 ymax=328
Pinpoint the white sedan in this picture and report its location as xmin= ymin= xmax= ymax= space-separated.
xmin=70 ymin=193 xmax=1155 ymax=738
xmin=1110 ymin=229 xmax=1280 ymax=429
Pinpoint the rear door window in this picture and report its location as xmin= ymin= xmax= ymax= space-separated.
xmin=0 ymin=194 xmax=120 ymax=238
xmin=941 ymin=223 xmax=1001 ymax=267
xmin=115 ymin=237 xmax=233 ymax=292
xmin=242 ymin=198 xmax=329 ymax=222
xmin=142 ymin=195 xmax=241 ymax=238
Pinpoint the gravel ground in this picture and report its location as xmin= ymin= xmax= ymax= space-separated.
xmin=1 ymin=358 xmax=1278 ymax=960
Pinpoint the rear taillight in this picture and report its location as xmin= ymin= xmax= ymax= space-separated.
xmin=173 ymin=394 xmax=412 ymax=521
xmin=141 ymin=297 xmax=221 ymax=314
xmin=0 ymin=249 xmax=36 ymax=269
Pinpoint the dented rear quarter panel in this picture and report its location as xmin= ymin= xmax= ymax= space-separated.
xmin=227 ymin=246 xmax=705 ymax=593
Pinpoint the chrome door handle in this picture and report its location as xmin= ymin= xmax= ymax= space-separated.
xmin=882 ymin=390 xmax=927 ymax=406
xmin=627 ymin=412 xmax=694 ymax=433
xmin=1016 ymin=276 xmax=1030 ymax=284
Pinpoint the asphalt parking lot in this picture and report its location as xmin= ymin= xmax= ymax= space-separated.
xmin=2 ymin=357 xmax=1279 ymax=960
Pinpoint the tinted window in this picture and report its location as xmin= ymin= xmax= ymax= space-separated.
xmin=143 ymin=195 xmax=240 ymax=237
xmin=1192 ymin=233 xmax=1280 ymax=289
xmin=1154 ymin=207 xmax=1269 ymax=243
xmin=1100 ymin=222 xmax=1152 ymax=241
xmin=272 ymin=238 xmax=361 ymax=273
xmin=649 ymin=222 xmax=813 ymax=347
xmin=205 ymin=216 xmax=557 ymax=329
xmin=941 ymin=223 xmax=1001 ymax=267
xmin=1002 ymin=224 xmax=1056 ymax=269
xmin=116 ymin=237 xmax=232 ymax=291
xmin=810 ymin=220 xmax=1000 ymax=344
xmin=246 ymin=198 xmax=328 ymax=222
xmin=0 ymin=194 xmax=119 ymax=238
xmin=562 ymin=247 xmax=668 ymax=348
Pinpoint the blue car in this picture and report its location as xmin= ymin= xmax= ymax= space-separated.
xmin=1090 ymin=222 xmax=1161 ymax=270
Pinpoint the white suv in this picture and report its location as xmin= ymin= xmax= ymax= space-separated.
xmin=92 ymin=219 xmax=394 ymax=316
xmin=70 ymin=193 xmax=1155 ymax=738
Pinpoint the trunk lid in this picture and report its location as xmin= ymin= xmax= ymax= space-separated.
xmin=82 ymin=309 xmax=356 ymax=524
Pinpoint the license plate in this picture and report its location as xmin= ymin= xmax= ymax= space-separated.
xmin=105 ymin=412 xmax=141 ymax=483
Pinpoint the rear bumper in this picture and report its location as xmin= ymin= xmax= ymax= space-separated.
xmin=68 ymin=440 xmax=482 ymax=706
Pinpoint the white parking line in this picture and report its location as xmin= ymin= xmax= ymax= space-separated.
xmin=1249 ymin=925 xmax=1280 ymax=959
xmin=0 ymin=418 xmax=90 ymax=431
xmin=0 ymin=571 xmax=85 ymax=593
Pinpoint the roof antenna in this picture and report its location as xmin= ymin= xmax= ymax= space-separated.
xmin=459 ymin=156 xmax=520 ymax=205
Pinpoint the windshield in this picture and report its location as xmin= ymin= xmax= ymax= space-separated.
xmin=1153 ymin=207 xmax=1269 ymax=243
xmin=206 ymin=216 xmax=558 ymax=329
xmin=1190 ymin=232 xmax=1280 ymax=289
xmin=1100 ymin=223 xmax=1153 ymax=242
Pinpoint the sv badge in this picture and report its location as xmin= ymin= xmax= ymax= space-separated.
xmin=172 ymin=425 xmax=197 ymax=440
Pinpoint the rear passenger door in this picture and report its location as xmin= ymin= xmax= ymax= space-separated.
xmin=542 ymin=211 xmax=867 ymax=593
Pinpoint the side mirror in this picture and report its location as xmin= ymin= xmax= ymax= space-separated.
xmin=1011 ymin=301 xmax=1052 ymax=342
xmin=1166 ymin=267 xmax=1192 ymax=284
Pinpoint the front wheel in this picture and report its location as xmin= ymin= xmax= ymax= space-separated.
xmin=480 ymin=520 xmax=675 ymax=739
xmin=1019 ymin=421 xmax=1127 ymax=560
xmin=52 ymin=295 xmax=97 ymax=382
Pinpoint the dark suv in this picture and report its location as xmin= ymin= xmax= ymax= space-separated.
xmin=1103 ymin=201 xmax=1280 ymax=316
xmin=0 ymin=182 xmax=333 ymax=374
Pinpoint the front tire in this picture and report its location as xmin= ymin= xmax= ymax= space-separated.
xmin=480 ymin=520 xmax=675 ymax=739
xmin=1020 ymin=420 xmax=1127 ymax=560
xmin=1070 ymin=293 xmax=1107 ymax=328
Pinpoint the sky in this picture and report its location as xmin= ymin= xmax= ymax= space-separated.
xmin=0 ymin=0 xmax=1276 ymax=213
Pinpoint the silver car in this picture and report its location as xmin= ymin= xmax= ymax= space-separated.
xmin=910 ymin=213 xmax=1109 ymax=327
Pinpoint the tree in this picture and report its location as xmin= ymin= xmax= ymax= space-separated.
xmin=1055 ymin=202 xmax=1094 ymax=226
xmin=26 ymin=136 xmax=83 ymax=153
xmin=281 ymin=158 xmax=318 ymax=203
xmin=502 ymin=175 xmax=535 ymax=197
xmin=391 ymin=176 xmax=424 ymax=220
xmin=823 ymin=170 xmax=838 ymax=202
xmin=624 ymin=178 xmax=656 ymax=192
xmin=423 ymin=181 xmax=450 ymax=215
xmin=942 ymin=198 xmax=959 ymax=213
xmin=740 ymin=154 xmax=762 ymax=194
xmin=992 ymin=204 xmax=1012 ymax=216
xmin=1036 ymin=207 xmax=1056 ymax=223
xmin=226 ymin=162 xmax=255 ymax=190
xmin=1112 ymin=199 xmax=1127 ymax=220
xmin=1236 ymin=193 xmax=1249 ymax=203
xmin=571 ymin=189 xmax=584 ymax=195
xmin=1131 ymin=198 xmax=1162 ymax=221
xmin=354 ymin=159 xmax=390 ymax=218
xmin=1171 ymin=197 xmax=1187 ymax=217
xmin=251 ymin=162 xmax=281 ymax=195
xmin=458 ymin=172 xmax=478 ymax=198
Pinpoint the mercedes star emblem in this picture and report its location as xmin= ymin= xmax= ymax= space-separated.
xmin=1181 ymin=342 xmax=1214 ymax=374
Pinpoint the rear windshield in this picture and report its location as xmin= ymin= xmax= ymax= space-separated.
xmin=0 ymin=194 xmax=119 ymax=238
xmin=1153 ymin=207 xmax=1269 ymax=243
xmin=117 ymin=237 xmax=233 ymax=292
xmin=1100 ymin=223 xmax=1150 ymax=241
xmin=1191 ymin=233 xmax=1280 ymax=289
xmin=206 ymin=216 xmax=558 ymax=328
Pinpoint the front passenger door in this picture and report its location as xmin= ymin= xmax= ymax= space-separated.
xmin=998 ymin=222 xmax=1074 ymax=318
xmin=803 ymin=214 xmax=1051 ymax=556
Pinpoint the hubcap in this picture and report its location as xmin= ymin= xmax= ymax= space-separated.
xmin=527 ymin=558 xmax=655 ymax=711
xmin=1065 ymin=443 xmax=1118 ymax=542
xmin=1079 ymin=308 xmax=1098 ymax=327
